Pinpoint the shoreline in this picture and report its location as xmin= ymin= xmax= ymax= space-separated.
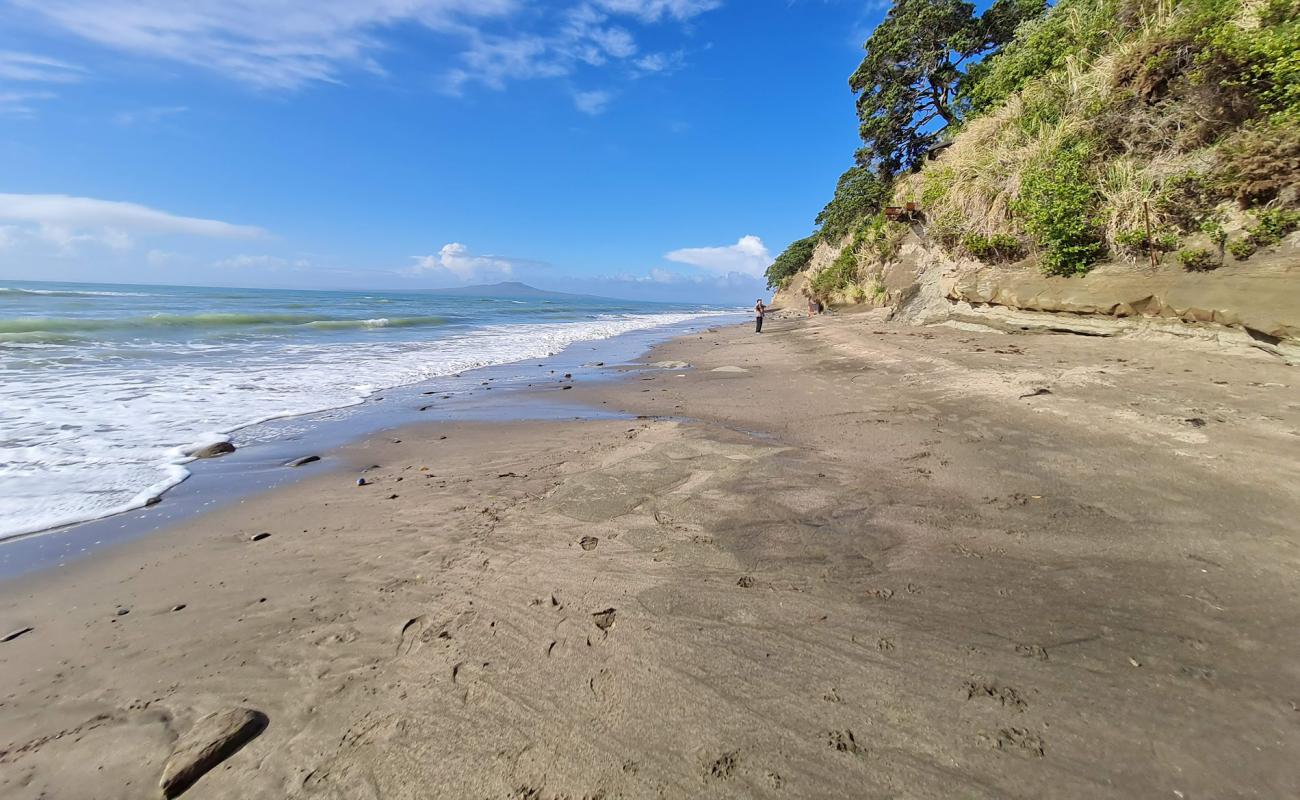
xmin=3 ymin=314 xmax=1298 ymax=798
xmin=0 ymin=313 xmax=740 ymax=579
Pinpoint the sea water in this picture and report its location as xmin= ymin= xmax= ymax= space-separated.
xmin=0 ymin=280 xmax=730 ymax=539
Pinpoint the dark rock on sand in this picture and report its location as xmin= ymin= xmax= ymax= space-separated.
xmin=190 ymin=442 xmax=235 ymax=459
xmin=592 ymin=608 xmax=617 ymax=631
xmin=159 ymin=707 xmax=268 ymax=798
xmin=284 ymin=455 xmax=320 ymax=467
xmin=579 ymin=536 xmax=599 ymax=551
xmin=250 ymin=532 xmax=271 ymax=542
xmin=145 ymin=496 xmax=162 ymax=507
xmin=2 ymin=626 xmax=34 ymax=643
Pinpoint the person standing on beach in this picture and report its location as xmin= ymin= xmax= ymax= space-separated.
xmin=755 ymin=299 xmax=766 ymax=333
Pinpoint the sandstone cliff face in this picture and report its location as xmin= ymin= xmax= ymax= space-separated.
xmin=790 ymin=229 xmax=1300 ymax=362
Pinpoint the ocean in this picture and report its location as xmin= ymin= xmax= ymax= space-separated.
xmin=0 ymin=280 xmax=731 ymax=540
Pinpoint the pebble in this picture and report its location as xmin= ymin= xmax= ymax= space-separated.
xmin=285 ymin=456 xmax=321 ymax=468
xmin=250 ymin=532 xmax=271 ymax=542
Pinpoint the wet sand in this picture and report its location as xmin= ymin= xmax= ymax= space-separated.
xmin=3 ymin=315 xmax=1299 ymax=798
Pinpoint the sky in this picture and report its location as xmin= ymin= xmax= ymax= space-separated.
xmin=0 ymin=0 xmax=888 ymax=303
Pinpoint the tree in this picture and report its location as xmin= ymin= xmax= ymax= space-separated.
xmin=815 ymin=165 xmax=891 ymax=244
xmin=849 ymin=0 xmax=1045 ymax=175
xmin=765 ymin=235 xmax=818 ymax=289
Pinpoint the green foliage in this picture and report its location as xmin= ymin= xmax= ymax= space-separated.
xmin=1177 ymin=247 xmax=1219 ymax=270
xmin=962 ymin=0 xmax=1117 ymax=114
xmin=815 ymin=166 xmax=891 ymax=244
xmin=962 ymin=232 xmax=1025 ymax=262
xmin=765 ymin=235 xmax=817 ymax=289
xmin=920 ymin=166 xmax=956 ymax=208
xmin=1245 ymin=207 xmax=1300 ymax=247
xmin=850 ymin=0 xmax=1045 ymax=175
xmin=859 ymin=212 xmax=910 ymax=263
xmin=1227 ymin=237 xmax=1257 ymax=260
xmin=1012 ymin=138 xmax=1105 ymax=275
xmin=929 ymin=209 xmax=967 ymax=253
xmin=810 ymin=245 xmax=861 ymax=296
xmin=1199 ymin=218 xmax=1228 ymax=247
xmin=1154 ymin=171 xmax=1219 ymax=230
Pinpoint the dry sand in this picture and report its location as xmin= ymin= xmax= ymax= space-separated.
xmin=3 ymin=316 xmax=1299 ymax=799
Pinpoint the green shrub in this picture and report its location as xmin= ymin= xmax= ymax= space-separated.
xmin=1177 ymin=247 xmax=1219 ymax=271
xmin=1245 ymin=207 xmax=1300 ymax=247
xmin=1012 ymin=138 xmax=1105 ymax=275
xmin=1199 ymin=218 xmax=1228 ymax=247
xmin=1226 ymin=238 xmax=1257 ymax=260
xmin=810 ymin=245 xmax=860 ymax=296
xmin=765 ymin=235 xmax=818 ymax=289
xmin=962 ymin=232 xmax=1026 ymax=262
xmin=920 ymin=166 xmax=956 ymax=208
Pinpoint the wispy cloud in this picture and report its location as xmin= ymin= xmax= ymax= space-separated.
xmin=214 ymin=253 xmax=310 ymax=270
xmin=0 ymin=50 xmax=86 ymax=83
xmin=573 ymin=88 xmax=614 ymax=115
xmin=12 ymin=1 xmax=720 ymax=112
xmin=113 ymin=105 xmax=189 ymax=126
xmin=0 ymin=51 xmax=86 ymax=115
xmin=665 ymin=234 xmax=770 ymax=277
xmin=0 ymin=90 xmax=57 ymax=117
xmin=0 ymin=193 xmax=266 ymax=254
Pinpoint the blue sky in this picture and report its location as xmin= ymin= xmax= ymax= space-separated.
xmin=0 ymin=1 xmax=886 ymax=303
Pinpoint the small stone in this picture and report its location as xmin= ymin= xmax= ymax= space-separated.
xmin=579 ymin=536 xmax=599 ymax=551
xmin=190 ymin=442 xmax=235 ymax=459
xmin=285 ymin=456 xmax=320 ymax=468
xmin=144 ymin=496 xmax=162 ymax=507
xmin=250 ymin=532 xmax=271 ymax=542
xmin=591 ymin=608 xmax=616 ymax=631
xmin=171 ymin=604 xmax=187 ymax=612
xmin=115 ymin=608 xmax=130 ymax=616
xmin=159 ymin=708 xmax=268 ymax=798
xmin=356 ymin=478 xmax=367 ymax=486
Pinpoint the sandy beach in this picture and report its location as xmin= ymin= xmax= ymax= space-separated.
xmin=3 ymin=316 xmax=1299 ymax=799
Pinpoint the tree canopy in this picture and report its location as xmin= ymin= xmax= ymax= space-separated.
xmin=849 ymin=0 xmax=1045 ymax=175
xmin=765 ymin=235 xmax=818 ymax=289
xmin=815 ymin=165 xmax=891 ymax=244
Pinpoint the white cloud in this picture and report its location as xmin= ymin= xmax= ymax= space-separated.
xmin=0 ymin=51 xmax=86 ymax=83
xmin=0 ymin=193 xmax=266 ymax=254
xmin=0 ymin=90 xmax=57 ymax=117
xmin=573 ymin=89 xmax=613 ymax=115
xmin=665 ymin=235 xmax=771 ymax=277
xmin=114 ymin=105 xmax=189 ymax=125
xmin=410 ymin=242 xmax=526 ymax=281
xmin=13 ymin=0 xmax=719 ymax=96
xmin=592 ymin=0 xmax=722 ymax=22
xmin=0 ymin=193 xmax=266 ymax=239
xmin=214 ymin=254 xmax=309 ymax=270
